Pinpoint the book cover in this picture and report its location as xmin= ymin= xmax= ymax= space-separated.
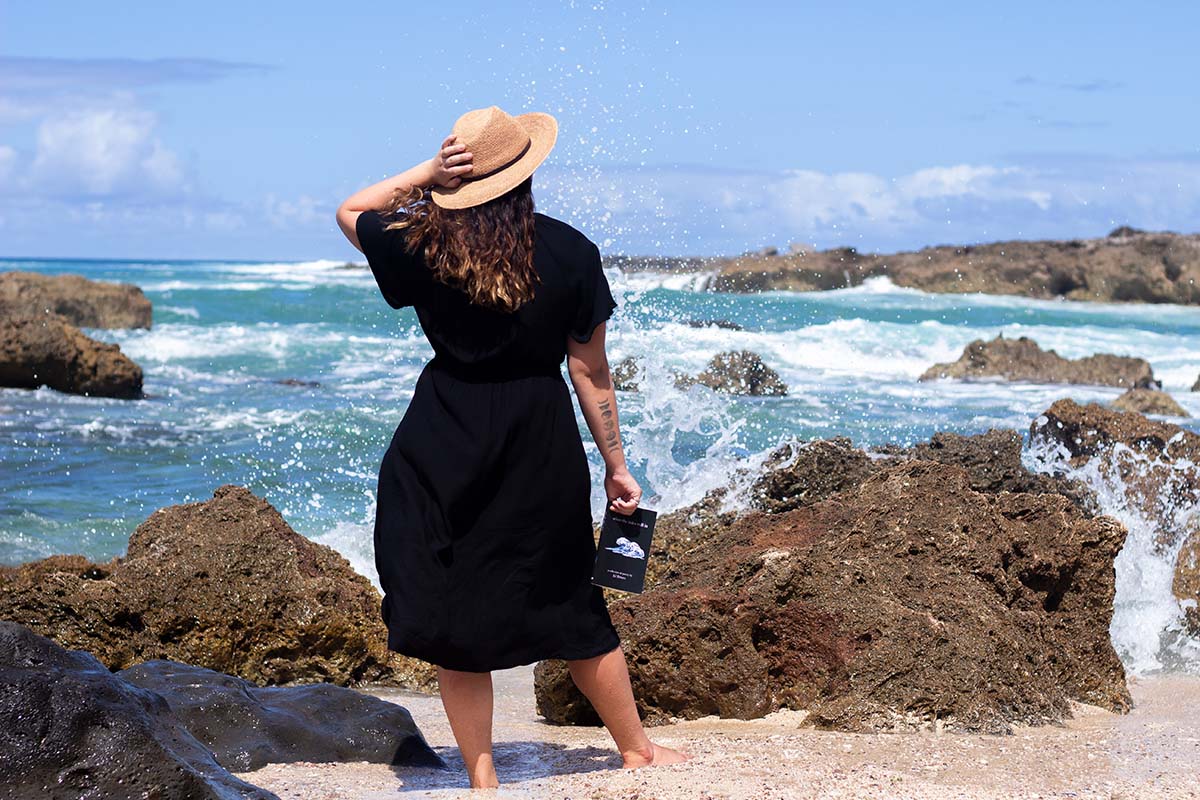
xmin=591 ymin=506 xmax=656 ymax=594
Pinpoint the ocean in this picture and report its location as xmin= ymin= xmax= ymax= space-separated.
xmin=3 ymin=255 xmax=1199 ymax=675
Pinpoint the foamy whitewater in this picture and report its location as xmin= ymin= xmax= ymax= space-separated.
xmin=2 ymin=256 xmax=1199 ymax=675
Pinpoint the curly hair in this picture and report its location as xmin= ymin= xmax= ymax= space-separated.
xmin=379 ymin=176 xmax=539 ymax=312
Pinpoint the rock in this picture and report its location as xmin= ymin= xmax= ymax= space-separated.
xmin=1029 ymin=398 xmax=1200 ymax=601
xmin=0 ymin=270 xmax=152 ymax=328
xmin=710 ymin=229 xmax=1200 ymax=304
xmin=904 ymin=429 xmax=1090 ymax=506
xmin=919 ymin=335 xmax=1156 ymax=389
xmin=118 ymin=660 xmax=443 ymax=772
xmin=0 ymin=485 xmax=436 ymax=692
xmin=0 ymin=621 xmax=278 ymax=800
xmin=1108 ymin=225 xmax=1144 ymax=239
xmin=1175 ymin=526 xmax=1200 ymax=636
xmin=1031 ymin=398 xmax=1200 ymax=464
xmin=274 ymin=378 xmax=321 ymax=388
xmin=689 ymin=350 xmax=788 ymax=396
xmin=1191 ymin=373 xmax=1199 ymax=392
xmin=1112 ymin=387 xmax=1189 ymax=417
xmin=611 ymin=355 xmax=641 ymax=392
xmin=536 ymin=460 xmax=1130 ymax=733
xmin=685 ymin=318 xmax=744 ymax=331
xmin=750 ymin=437 xmax=878 ymax=514
xmin=0 ymin=313 xmax=144 ymax=398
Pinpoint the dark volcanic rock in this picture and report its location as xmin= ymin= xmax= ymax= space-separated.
xmin=1112 ymin=387 xmax=1189 ymax=417
xmin=709 ymin=228 xmax=1200 ymax=305
xmin=683 ymin=350 xmax=788 ymax=396
xmin=1192 ymin=373 xmax=1200 ymax=392
xmin=919 ymin=335 xmax=1156 ymax=388
xmin=0 ymin=485 xmax=436 ymax=692
xmin=119 ymin=660 xmax=442 ymax=772
xmin=536 ymin=460 xmax=1130 ymax=733
xmin=0 ymin=621 xmax=277 ymax=800
xmin=0 ymin=270 xmax=152 ymax=328
xmin=0 ymin=313 xmax=143 ymax=398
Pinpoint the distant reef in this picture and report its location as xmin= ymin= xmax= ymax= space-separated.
xmin=697 ymin=228 xmax=1200 ymax=304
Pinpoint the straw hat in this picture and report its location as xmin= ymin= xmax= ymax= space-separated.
xmin=430 ymin=106 xmax=558 ymax=209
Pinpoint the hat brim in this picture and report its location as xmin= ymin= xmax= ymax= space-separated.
xmin=429 ymin=112 xmax=558 ymax=210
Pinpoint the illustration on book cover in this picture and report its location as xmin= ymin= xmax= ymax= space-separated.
xmin=592 ymin=507 xmax=656 ymax=594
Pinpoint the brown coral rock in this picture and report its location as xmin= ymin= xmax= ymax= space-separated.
xmin=1112 ymin=387 xmax=1190 ymax=417
xmin=537 ymin=461 xmax=1130 ymax=733
xmin=919 ymin=335 xmax=1155 ymax=388
xmin=1175 ymin=525 xmax=1200 ymax=636
xmin=710 ymin=228 xmax=1200 ymax=305
xmin=0 ymin=270 xmax=152 ymax=328
xmin=690 ymin=350 xmax=788 ymax=396
xmin=1030 ymin=398 xmax=1200 ymax=629
xmin=0 ymin=485 xmax=435 ymax=691
xmin=0 ymin=313 xmax=144 ymax=398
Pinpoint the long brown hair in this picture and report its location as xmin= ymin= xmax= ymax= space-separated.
xmin=380 ymin=176 xmax=539 ymax=312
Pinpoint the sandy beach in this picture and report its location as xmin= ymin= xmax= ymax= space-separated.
xmin=236 ymin=667 xmax=1200 ymax=800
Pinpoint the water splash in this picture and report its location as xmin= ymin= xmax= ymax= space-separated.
xmin=1023 ymin=429 xmax=1200 ymax=674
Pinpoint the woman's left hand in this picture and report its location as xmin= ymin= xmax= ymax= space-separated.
xmin=430 ymin=134 xmax=474 ymax=188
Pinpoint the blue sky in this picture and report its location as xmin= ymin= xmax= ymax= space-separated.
xmin=1 ymin=1 xmax=1197 ymax=260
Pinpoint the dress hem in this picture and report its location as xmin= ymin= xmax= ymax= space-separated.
xmin=386 ymin=630 xmax=622 ymax=674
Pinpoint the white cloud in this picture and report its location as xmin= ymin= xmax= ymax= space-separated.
xmin=264 ymin=193 xmax=328 ymax=229
xmin=537 ymin=156 xmax=1200 ymax=254
xmin=27 ymin=107 xmax=187 ymax=196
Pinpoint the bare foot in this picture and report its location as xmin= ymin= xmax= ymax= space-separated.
xmin=621 ymin=741 xmax=691 ymax=769
xmin=466 ymin=760 xmax=499 ymax=790
xmin=468 ymin=774 xmax=499 ymax=790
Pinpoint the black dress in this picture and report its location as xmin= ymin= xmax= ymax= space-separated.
xmin=356 ymin=208 xmax=622 ymax=672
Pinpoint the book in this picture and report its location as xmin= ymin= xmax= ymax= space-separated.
xmin=591 ymin=506 xmax=657 ymax=594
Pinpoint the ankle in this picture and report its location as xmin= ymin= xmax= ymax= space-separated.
xmin=468 ymin=770 xmax=499 ymax=790
xmin=620 ymin=740 xmax=656 ymax=767
xmin=466 ymin=754 xmax=498 ymax=789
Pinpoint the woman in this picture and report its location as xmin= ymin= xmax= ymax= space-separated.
xmin=335 ymin=105 xmax=687 ymax=789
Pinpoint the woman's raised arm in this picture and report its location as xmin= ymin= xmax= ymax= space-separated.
xmin=335 ymin=135 xmax=473 ymax=252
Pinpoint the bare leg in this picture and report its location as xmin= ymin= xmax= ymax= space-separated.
xmin=437 ymin=667 xmax=500 ymax=789
xmin=566 ymin=645 xmax=690 ymax=768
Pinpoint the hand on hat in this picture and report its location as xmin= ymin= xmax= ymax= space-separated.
xmin=430 ymin=134 xmax=474 ymax=189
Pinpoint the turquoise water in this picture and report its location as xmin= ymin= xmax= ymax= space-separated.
xmin=3 ymin=255 xmax=1200 ymax=672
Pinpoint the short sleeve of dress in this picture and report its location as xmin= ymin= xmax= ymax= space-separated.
xmin=356 ymin=210 xmax=424 ymax=309
xmin=569 ymin=241 xmax=618 ymax=343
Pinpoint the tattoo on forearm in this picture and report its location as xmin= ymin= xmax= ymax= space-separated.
xmin=596 ymin=398 xmax=622 ymax=454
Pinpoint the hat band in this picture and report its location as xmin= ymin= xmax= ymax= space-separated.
xmin=462 ymin=138 xmax=531 ymax=183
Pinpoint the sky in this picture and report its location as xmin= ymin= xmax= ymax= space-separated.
xmin=1 ymin=0 xmax=1198 ymax=260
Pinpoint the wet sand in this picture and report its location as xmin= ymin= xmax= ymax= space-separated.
xmin=238 ymin=667 xmax=1200 ymax=799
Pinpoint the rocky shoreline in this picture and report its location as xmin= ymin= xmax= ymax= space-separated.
xmin=705 ymin=227 xmax=1200 ymax=304
xmin=3 ymin=398 xmax=1199 ymax=795
xmin=4 ymin=258 xmax=1199 ymax=796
